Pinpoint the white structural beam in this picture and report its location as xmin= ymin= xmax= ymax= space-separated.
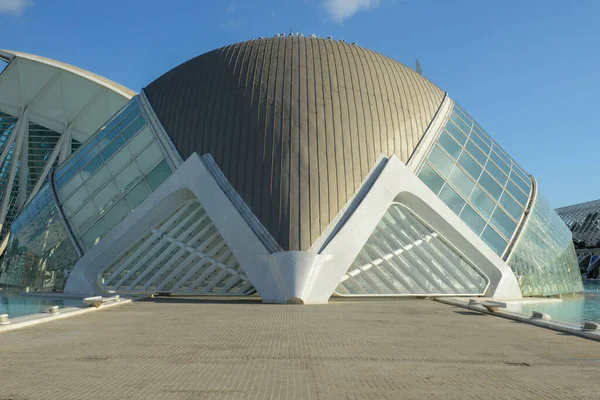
xmin=0 ymin=115 xmax=27 ymax=229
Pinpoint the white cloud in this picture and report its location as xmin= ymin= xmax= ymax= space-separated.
xmin=0 ymin=0 xmax=32 ymax=15
xmin=322 ymin=0 xmax=382 ymax=23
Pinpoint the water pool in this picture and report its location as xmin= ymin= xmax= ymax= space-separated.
xmin=0 ymin=291 xmax=82 ymax=318
xmin=509 ymin=282 xmax=600 ymax=325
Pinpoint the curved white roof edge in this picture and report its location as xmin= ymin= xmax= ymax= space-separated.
xmin=0 ymin=49 xmax=136 ymax=99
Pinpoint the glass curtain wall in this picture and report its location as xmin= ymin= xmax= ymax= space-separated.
xmin=507 ymin=194 xmax=583 ymax=296
xmin=0 ymin=184 xmax=79 ymax=291
xmin=417 ymin=102 xmax=532 ymax=256
xmin=54 ymin=98 xmax=172 ymax=251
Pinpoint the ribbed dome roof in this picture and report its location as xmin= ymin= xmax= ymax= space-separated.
xmin=144 ymin=36 xmax=445 ymax=251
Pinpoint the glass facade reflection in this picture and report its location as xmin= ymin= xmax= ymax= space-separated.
xmin=418 ymin=103 xmax=532 ymax=256
xmin=54 ymin=98 xmax=172 ymax=251
xmin=507 ymin=194 xmax=583 ymax=296
xmin=0 ymin=184 xmax=78 ymax=291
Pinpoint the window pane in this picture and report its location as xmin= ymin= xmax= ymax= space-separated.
xmin=101 ymin=135 xmax=125 ymax=162
xmin=491 ymin=207 xmax=517 ymax=238
xmin=448 ymin=167 xmax=475 ymax=198
xmin=63 ymin=184 xmax=90 ymax=216
xmin=127 ymin=127 xmax=154 ymax=155
xmin=136 ymin=142 xmax=163 ymax=174
xmin=71 ymin=201 xmax=100 ymax=234
xmin=469 ymin=133 xmax=490 ymax=156
xmin=481 ymin=226 xmax=507 ymax=256
xmin=506 ymin=179 xmax=528 ymax=206
xmin=444 ymin=123 xmax=467 ymax=145
xmin=427 ymin=146 xmax=454 ymax=178
xmin=470 ymin=186 xmax=495 ymax=219
xmin=56 ymin=162 xmax=78 ymax=189
xmin=80 ymin=153 xmax=104 ymax=182
xmin=93 ymin=181 xmax=120 ymax=215
xmin=76 ymin=145 xmax=100 ymax=169
xmin=486 ymin=160 xmax=508 ymax=187
xmin=418 ymin=164 xmax=444 ymax=195
xmin=115 ymin=161 xmax=143 ymax=194
xmin=118 ymin=107 xmax=141 ymax=131
xmin=450 ymin=112 xmax=471 ymax=134
xmin=102 ymin=200 xmax=130 ymax=231
xmin=458 ymin=152 xmax=482 ymax=180
xmin=439 ymin=185 xmax=465 ymax=215
xmin=59 ymin=171 xmax=83 ymax=199
xmin=85 ymin=165 xmax=111 ymax=196
xmin=460 ymin=204 xmax=486 ymax=235
xmin=81 ymin=220 xmax=107 ymax=250
xmin=121 ymin=116 xmax=146 ymax=142
xmin=125 ymin=180 xmax=151 ymax=210
xmin=511 ymin=172 xmax=531 ymax=194
xmin=438 ymin=132 xmax=461 ymax=159
xmin=465 ymin=141 xmax=487 ymax=166
xmin=499 ymin=192 xmax=523 ymax=220
xmin=490 ymin=151 xmax=510 ymax=175
xmin=472 ymin=124 xmax=491 ymax=145
xmin=98 ymin=126 xmax=121 ymax=151
xmin=107 ymin=145 xmax=133 ymax=176
xmin=145 ymin=160 xmax=172 ymax=190
xmin=478 ymin=172 xmax=502 ymax=200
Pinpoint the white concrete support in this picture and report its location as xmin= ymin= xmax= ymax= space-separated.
xmin=18 ymin=119 xmax=28 ymax=208
xmin=0 ymin=115 xmax=27 ymax=229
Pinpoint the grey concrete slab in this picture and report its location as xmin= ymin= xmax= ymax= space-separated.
xmin=1 ymin=298 xmax=600 ymax=399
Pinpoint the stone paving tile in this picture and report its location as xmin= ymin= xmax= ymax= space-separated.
xmin=1 ymin=298 xmax=600 ymax=399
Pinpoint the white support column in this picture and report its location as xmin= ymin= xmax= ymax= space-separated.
xmin=58 ymin=128 xmax=72 ymax=163
xmin=0 ymin=125 xmax=18 ymax=171
xmin=0 ymin=115 xmax=27 ymax=229
xmin=18 ymin=119 xmax=28 ymax=209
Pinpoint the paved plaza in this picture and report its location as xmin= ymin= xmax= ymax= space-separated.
xmin=1 ymin=297 xmax=600 ymax=399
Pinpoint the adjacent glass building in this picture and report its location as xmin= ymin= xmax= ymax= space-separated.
xmin=0 ymin=37 xmax=584 ymax=301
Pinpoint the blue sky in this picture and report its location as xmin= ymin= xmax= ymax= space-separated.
xmin=1 ymin=0 xmax=598 ymax=208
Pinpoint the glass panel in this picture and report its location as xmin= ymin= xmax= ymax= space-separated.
xmin=469 ymin=133 xmax=490 ymax=156
xmin=55 ymin=162 xmax=78 ymax=189
xmin=499 ymin=192 xmax=523 ymax=220
xmin=107 ymin=145 xmax=133 ymax=176
xmin=481 ymin=226 xmax=507 ymax=256
xmin=472 ymin=124 xmax=491 ymax=145
xmin=506 ymin=180 xmax=528 ymax=206
xmin=418 ymin=164 xmax=444 ymax=195
xmin=81 ymin=220 xmax=107 ymax=250
xmin=121 ymin=116 xmax=146 ymax=142
xmin=478 ymin=172 xmax=502 ymax=200
xmin=85 ymin=165 xmax=112 ymax=196
xmin=486 ymin=160 xmax=508 ymax=187
xmin=118 ymin=107 xmax=141 ymax=130
xmin=507 ymin=194 xmax=583 ymax=296
xmin=450 ymin=112 xmax=470 ymax=134
xmin=127 ymin=127 xmax=154 ymax=155
xmin=135 ymin=142 xmax=163 ymax=174
xmin=93 ymin=181 xmax=120 ymax=215
xmin=465 ymin=141 xmax=486 ymax=166
xmin=100 ymin=135 xmax=125 ymax=162
xmin=457 ymin=152 xmax=482 ymax=180
xmin=439 ymin=185 xmax=465 ymax=215
xmin=460 ymin=204 xmax=486 ymax=235
xmin=448 ymin=167 xmax=475 ymax=198
xmin=76 ymin=145 xmax=100 ymax=169
xmin=125 ymin=180 xmax=151 ymax=210
xmin=428 ymin=146 xmax=453 ymax=178
xmin=444 ymin=123 xmax=467 ymax=145
xmin=80 ymin=153 xmax=104 ymax=182
xmin=438 ymin=132 xmax=461 ymax=159
xmin=491 ymin=207 xmax=517 ymax=238
xmin=71 ymin=201 xmax=100 ymax=234
xmin=63 ymin=184 xmax=90 ymax=216
xmin=511 ymin=173 xmax=531 ymax=194
xmin=115 ymin=161 xmax=143 ymax=194
xmin=102 ymin=200 xmax=130 ymax=231
xmin=490 ymin=151 xmax=510 ymax=175
xmin=145 ymin=160 xmax=172 ymax=190
xmin=58 ymin=172 xmax=83 ymax=199
xmin=470 ymin=186 xmax=495 ymax=219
